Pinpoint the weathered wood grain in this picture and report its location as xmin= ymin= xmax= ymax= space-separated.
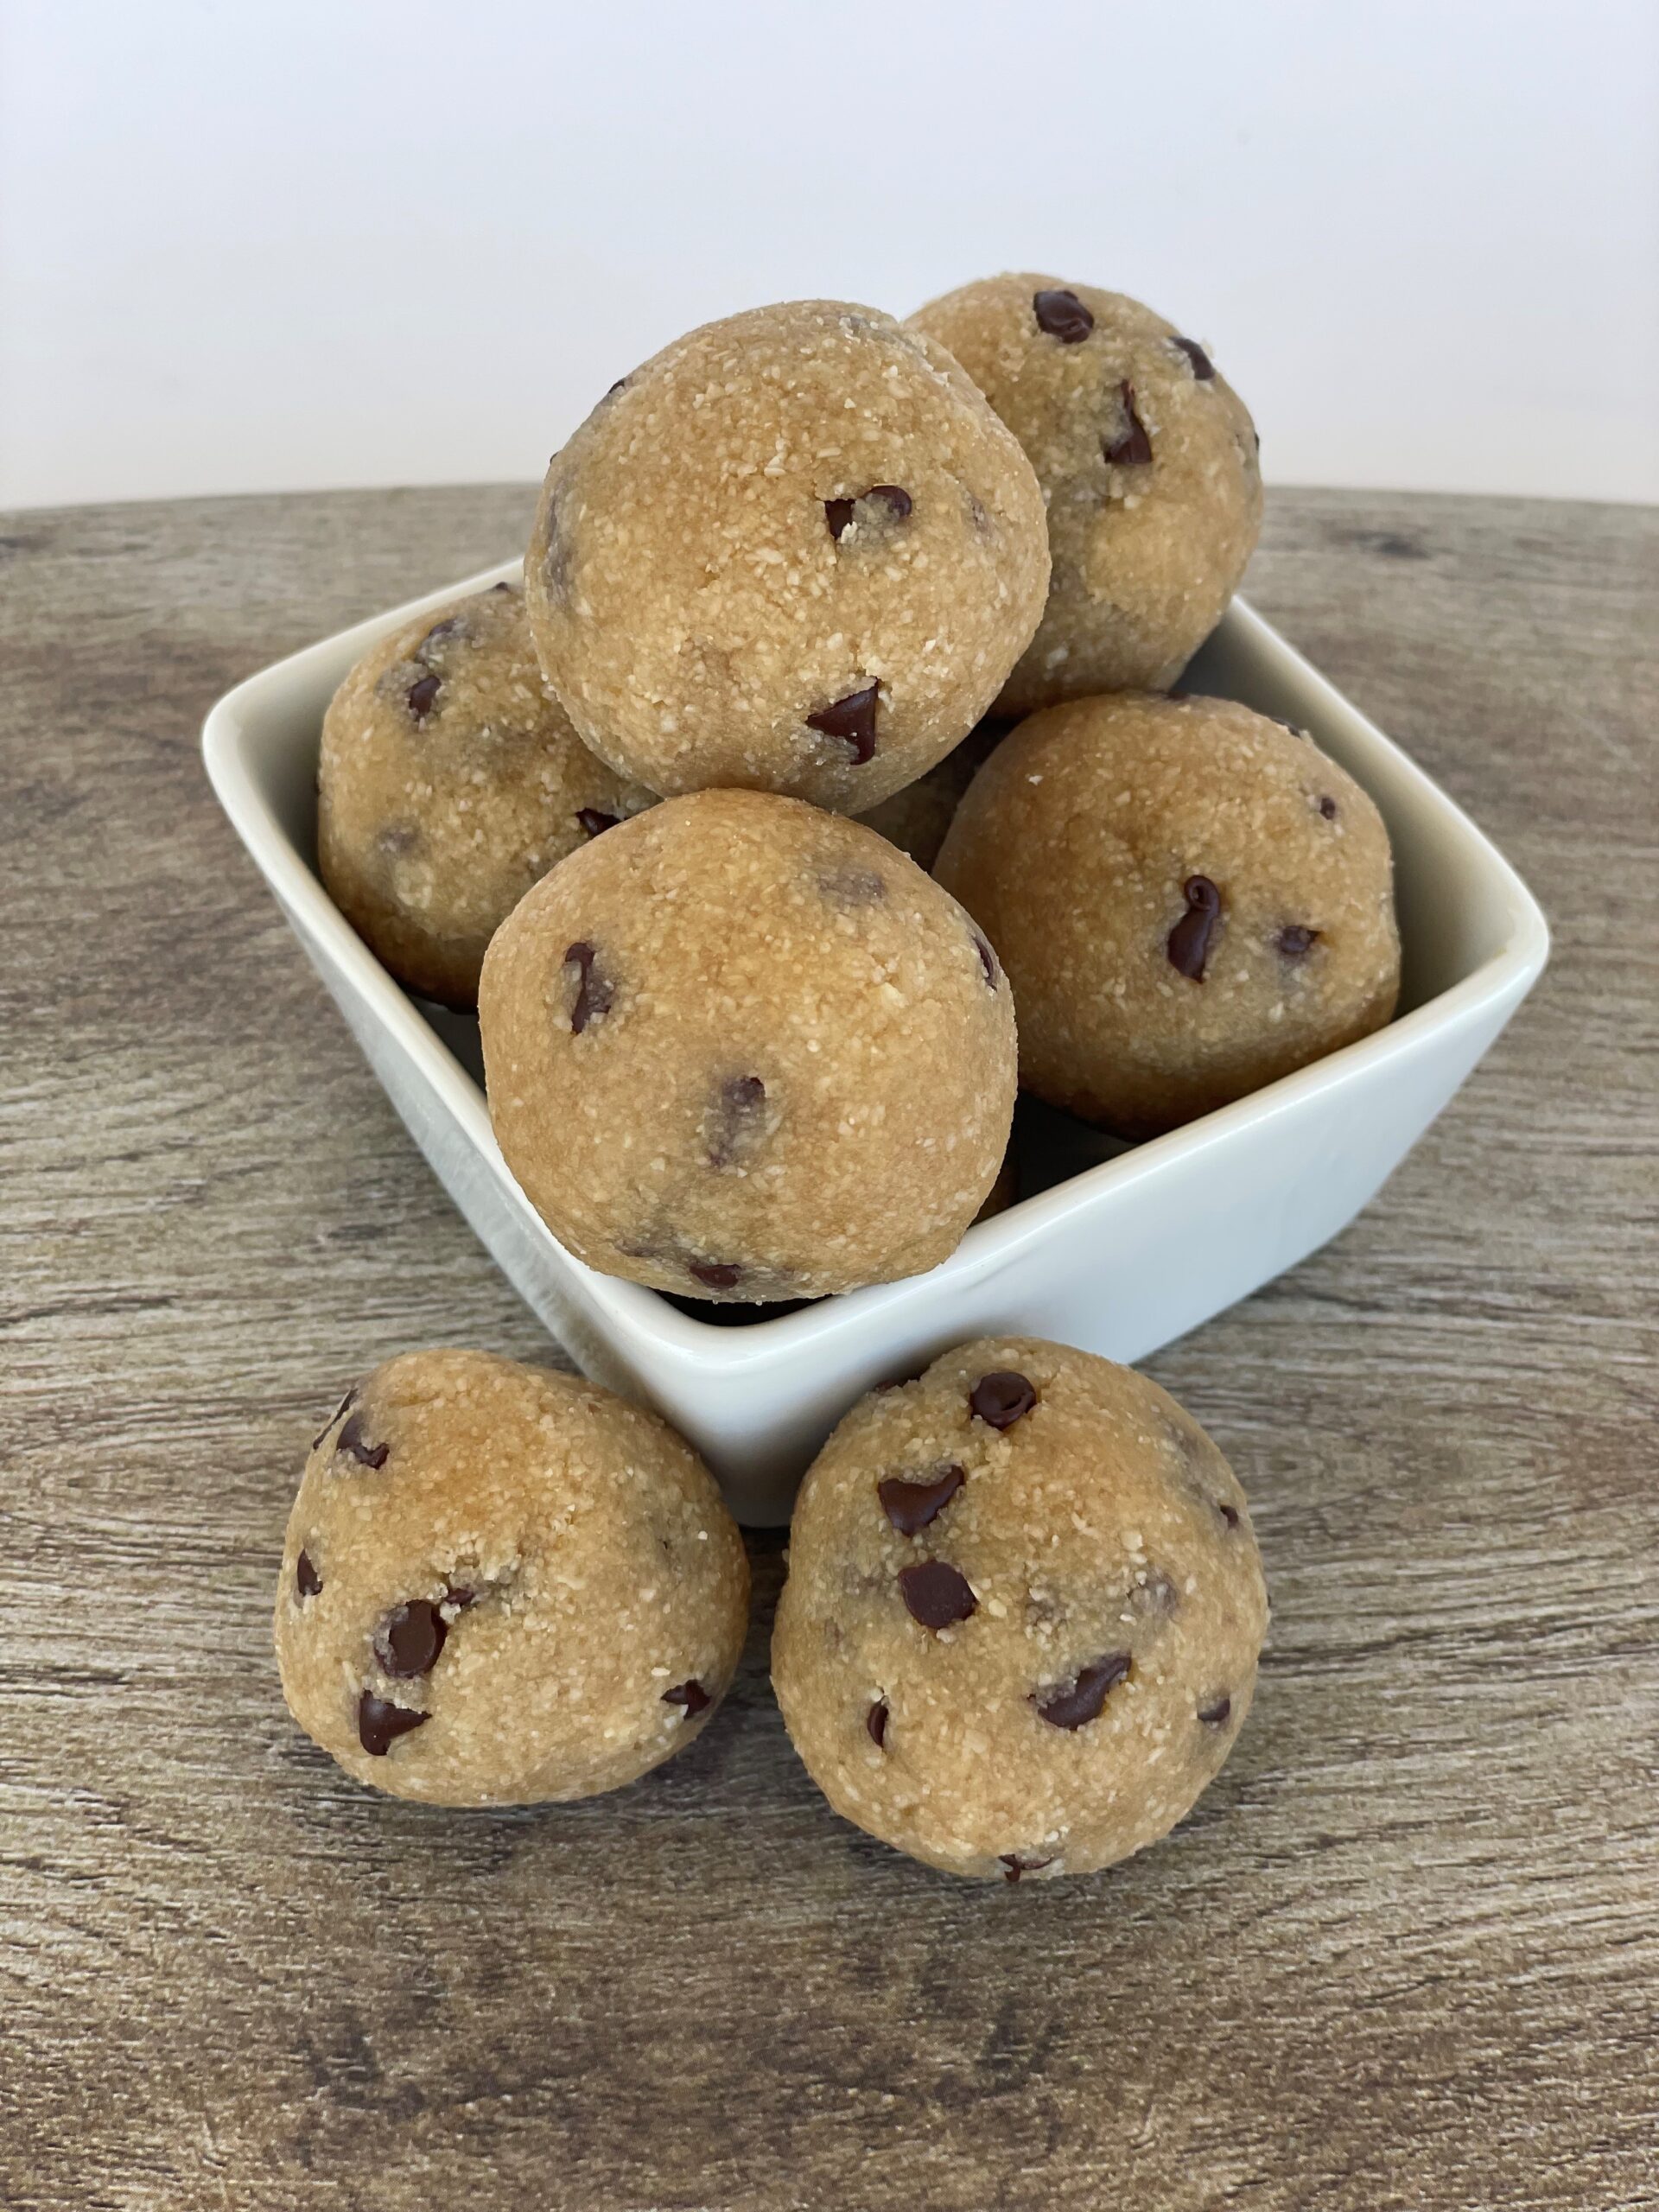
xmin=1 ymin=486 xmax=1655 ymax=2212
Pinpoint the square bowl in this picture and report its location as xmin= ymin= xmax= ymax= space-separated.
xmin=204 ymin=559 xmax=1548 ymax=1523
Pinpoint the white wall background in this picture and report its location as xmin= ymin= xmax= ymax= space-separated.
xmin=2 ymin=0 xmax=1656 ymax=510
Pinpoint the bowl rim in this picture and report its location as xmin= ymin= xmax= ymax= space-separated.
xmin=203 ymin=561 xmax=1550 ymax=1382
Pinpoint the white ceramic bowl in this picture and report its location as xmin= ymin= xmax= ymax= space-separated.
xmin=203 ymin=560 xmax=1548 ymax=1523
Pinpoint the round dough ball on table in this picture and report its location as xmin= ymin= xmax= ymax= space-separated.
xmin=907 ymin=275 xmax=1261 ymax=709
xmin=935 ymin=692 xmax=1400 ymax=1136
xmin=478 ymin=791 xmax=1016 ymax=1303
xmin=275 ymin=1350 xmax=748 ymax=1806
xmin=855 ymin=712 xmax=1014 ymax=870
xmin=525 ymin=300 xmax=1050 ymax=812
xmin=772 ymin=1337 xmax=1268 ymax=1882
xmin=318 ymin=581 xmax=654 ymax=1007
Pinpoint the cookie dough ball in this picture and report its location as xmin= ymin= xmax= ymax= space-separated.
xmin=478 ymin=791 xmax=1016 ymax=1302
xmin=772 ymin=1337 xmax=1267 ymax=1881
xmin=936 ymin=693 xmax=1400 ymax=1136
xmin=908 ymin=276 xmax=1261 ymax=709
xmin=275 ymin=1350 xmax=748 ymax=1806
xmin=318 ymin=581 xmax=654 ymax=1007
xmin=525 ymin=300 xmax=1050 ymax=812
xmin=855 ymin=714 xmax=1014 ymax=870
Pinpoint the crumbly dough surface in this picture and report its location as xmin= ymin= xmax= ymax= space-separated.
xmin=935 ymin=692 xmax=1400 ymax=1135
xmin=907 ymin=275 xmax=1261 ymax=709
xmin=318 ymin=582 xmax=654 ymax=1007
xmin=525 ymin=300 xmax=1050 ymax=811
xmin=275 ymin=1350 xmax=747 ymax=1805
xmin=478 ymin=791 xmax=1017 ymax=1301
xmin=772 ymin=1337 xmax=1268 ymax=1881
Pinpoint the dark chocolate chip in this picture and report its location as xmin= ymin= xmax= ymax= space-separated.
xmin=1198 ymin=1694 xmax=1232 ymax=1726
xmin=1275 ymin=925 xmax=1319 ymax=959
xmin=358 ymin=1693 xmax=428 ymax=1757
xmin=1033 ymin=1651 xmax=1132 ymax=1729
xmin=974 ymin=932 xmax=999 ymax=988
xmin=418 ymin=614 xmax=466 ymax=656
xmin=491 ymin=580 xmax=514 ymax=594
xmin=1167 ymin=875 xmax=1222 ymax=981
xmin=688 ymin=1259 xmax=743 ymax=1292
xmin=1103 ymin=381 xmax=1154 ymax=467
xmin=296 ymin=1550 xmax=322 ymax=1599
xmin=663 ymin=1680 xmax=710 ymax=1715
xmin=824 ymin=485 xmax=912 ymax=542
xmin=878 ymin=1464 xmax=966 ymax=1535
xmin=312 ymin=1388 xmax=356 ymax=1451
xmin=607 ymin=377 xmax=627 ymax=397
xmin=806 ymin=684 xmax=880 ymax=764
xmin=375 ymin=1599 xmax=448 ymax=1680
xmin=1000 ymin=1853 xmax=1054 ymax=1883
xmin=1218 ymin=1501 xmax=1242 ymax=1530
xmin=405 ymin=672 xmax=442 ymax=721
xmin=705 ymin=1074 xmax=768 ymax=1169
xmin=575 ymin=807 xmax=620 ymax=839
xmin=445 ymin=1585 xmax=477 ymax=1611
xmin=335 ymin=1412 xmax=389 ymax=1470
xmin=967 ymin=490 xmax=992 ymax=536
xmin=969 ymin=1370 xmax=1036 ymax=1430
xmin=1317 ymin=794 xmax=1339 ymax=821
xmin=898 ymin=1559 xmax=977 ymax=1630
xmin=1171 ymin=336 xmax=1216 ymax=380
xmin=1033 ymin=288 xmax=1093 ymax=344
xmin=866 ymin=1699 xmax=889 ymax=1747
xmin=563 ymin=940 xmax=614 ymax=1034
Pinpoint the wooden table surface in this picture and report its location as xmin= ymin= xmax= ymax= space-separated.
xmin=3 ymin=486 xmax=1656 ymax=2212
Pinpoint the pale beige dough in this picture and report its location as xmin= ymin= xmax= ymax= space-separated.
xmin=525 ymin=300 xmax=1050 ymax=811
xmin=935 ymin=691 xmax=1400 ymax=1136
xmin=318 ymin=582 xmax=653 ymax=1007
xmin=772 ymin=1337 xmax=1268 ymax=1881
xmin=275 ymin=1349 xmax=748 ymax=1806
xmin=907 ymin=275 xmax=1261 ymax=709
xmin=478 ymin=791 xmax=1016 ymax=1302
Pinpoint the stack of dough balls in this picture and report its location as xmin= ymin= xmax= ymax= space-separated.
xmin=315 ymin=274 xmax=1397 ymax=1300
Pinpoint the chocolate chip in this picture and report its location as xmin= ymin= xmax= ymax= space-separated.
xmin=358 ymin=1693 xmax=428 ymax=1757
xmin=405 ymin=672 xmax=442 ymax=721
xmin=898 ymin=1559 xmax=977 ymax=1630
xmin=1198 ymin=1694 xmax=1232 ymax=1726
xmin=296 ymin=1550 xmax=322 ymax=1599
xmin=1000 ymin=1853 xmax=1054 ymax=1883
xmin=866 ymin=1699 xmax=889 ymax=1747
xmin=1172 ymin=336 xmax=1216 ymax=380
xmin=575 ymin=807 xmax=620 ymax=839
xmin=418 ymin=614 xmax=466 ymax=656
xmin=817 ymin=863 xmax=887 ymax=907
xmin=1033 ymin=288 xmax=1093 ymax=343
xmin=688 ymin=1259 xmax=743 ymax=1293
xmin=1217 ymin=1501 xmax=1241 ymax=1530
xmin=375 ymin=1599 xmax=448 ymax=1679
xmin=663 ymin=1680 xmax=710 ymax=1715
xmin=806 ymin=685 xmax=880 ymax=764
xmin=878 ymin=1464 xmax=966 ymax=1535
xmin=705 ymin=1074 xmax=767 ymax=1169
xmin=1167 ymin=875 xmax=1222 ymax=980
xmin=973 ymin=932 xmax=999 ymax=988
xmin=607 ymin=377 xmax=627 ymax=397
xmin=563 ymin=940 xmax=614 ymax=1034
xmin=1317 ymin=794 xmax=1339 ymax=822
xmin=491 ymin=580 xmax=514 ymax=594
xmin=445 ymin=1585 xmax=477 ymax=1611
xmin=335 ymin=1412 xmax=389 ymax=1470
xmin=312 ymin=1388 xmax=356 ymax=1451
xmin=1276 ymin=925 xmax=1319 ymax=959
xmin=1033 ymin=1651 xmax=1132 ymax=1729
xmin=969 ymin=1370 xmax=1036 ymax=1430
xmin=1103 ymin=382 xmax=1153 ymax=467
xmin=824 ymin=485 xmax=913 ymax=542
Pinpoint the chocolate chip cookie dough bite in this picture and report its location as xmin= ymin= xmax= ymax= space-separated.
xmin=772 ymin=1338 xmax=1268 ymax=1881
xmin=906 ymin=275 xmax=1261 ymax=709
xmin=478 ymin=791 xmax=1016 ymax=1302
xmin=935 ymin=692 xmax=1400 ymax=1137
xmin=275 ymin=1350 xmax=748 ymax=1806
xmin=525 ymin=300 xmax=1050 ymax=812
xmin=317 ymin=581 xmax=654 ymax=1007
